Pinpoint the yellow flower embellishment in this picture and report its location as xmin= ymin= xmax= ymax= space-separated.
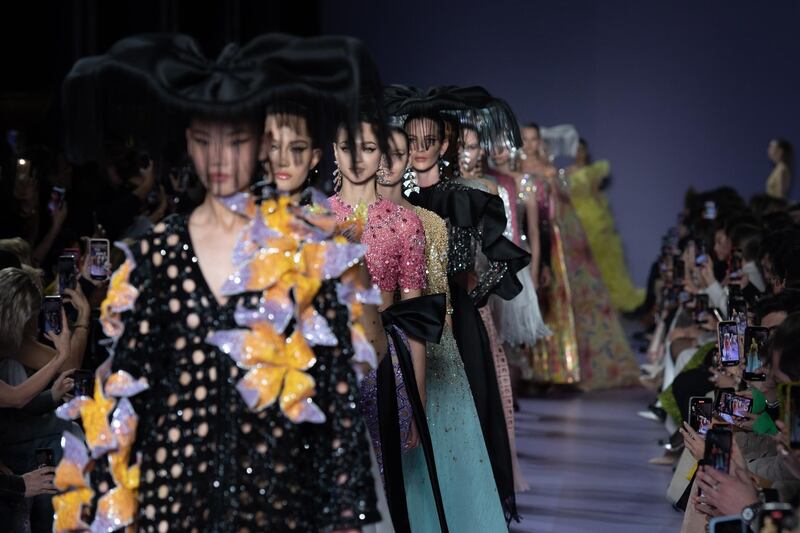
xmin=100 ymin=243 xmax=140 ymax=339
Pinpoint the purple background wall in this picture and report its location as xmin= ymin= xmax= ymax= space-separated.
xmin=322 ymin=0 xmax=800 ymax=284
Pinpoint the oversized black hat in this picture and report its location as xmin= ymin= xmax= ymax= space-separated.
xmin=382 ymin=84 xmax=520 ymax=154
xmin=63 ymin=33 xmax=384 ymax=163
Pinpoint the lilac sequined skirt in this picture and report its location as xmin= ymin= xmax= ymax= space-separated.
xmin=357 ymin=327 xmax=412 ymax=476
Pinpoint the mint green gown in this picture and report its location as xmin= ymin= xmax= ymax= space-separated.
xmin=401 ymin=206 xmax=507 ymax=532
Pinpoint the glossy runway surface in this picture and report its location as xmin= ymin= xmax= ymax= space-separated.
xmin=511 ymin=387 xmax=684 ymax=532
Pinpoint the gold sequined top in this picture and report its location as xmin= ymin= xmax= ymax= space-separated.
xmin=412 ymin=206 xmax=452 ymax=314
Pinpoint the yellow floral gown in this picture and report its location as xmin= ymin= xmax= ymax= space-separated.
xmin=568 ymin=161 xmax=644 ymax=312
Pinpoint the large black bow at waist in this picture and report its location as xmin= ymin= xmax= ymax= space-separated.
xmin=381 ymin=293 xmax=446 ymax=344
xmin=377 ymin=293 xmax=449 ymax=533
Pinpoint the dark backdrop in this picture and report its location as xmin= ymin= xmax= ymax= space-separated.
xmin=323 ymin=0 xmax=800 ymax=283
xmin=1 ymin=1 xmax=798 ymax=283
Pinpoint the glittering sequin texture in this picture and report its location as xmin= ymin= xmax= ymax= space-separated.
xmin=328 ymin=197 xmax=427 ymax=293
xmin=82 ymin=214 xmax=379 ymax=532
xmin=412 ymin=206 xmax=452 ymax=314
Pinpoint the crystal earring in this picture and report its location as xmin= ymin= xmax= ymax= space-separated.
xmin=402 ymin=166 xmax=420 ymax=197
xmin=376 ymin=156 xmax=389 ymax=185
xmin=437 ymin=156 xmax=450 ymax=177
xmin=332 ymin=162 xmax=342 ymax=192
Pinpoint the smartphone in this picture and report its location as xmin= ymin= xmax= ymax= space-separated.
xmin=89 ymin=238 xmax=111 ymax=280
xmin=702 ymin=427 xmax=732 ymax=487
xmin=42 ymin=295 xmax=62 ymax=335
xmin=35 ymin=447 xmax=55 ymax=468
xmin=708 ymin=515 xmax=745 ymax=533
xmin=718 ymin=321 xmax=741 ymax=366
xmin=729 ymin=249 xmax=743 ymax=281
xmin=703 ymin=200 xmax=718 ymax=220
xmin=48 ymin=186 xmax=66 ymax=213
xmin=744 ymin=326 xmax=769 ymax=381
xmin=695 ymin=294 xmax=710 ymax=323
xmin=57 ymin=254 xmax=78 ymax=294
xmin=689 ymin=396 xmax=713 ymax=436
xmin=715 ymin=389 xmax=753 ymax=423
xmin=695 ymin=239 xmax=708 ymax=266
xmin=73 ymin=370 xmax=94 ymax=397
xmin=16 ymin=157 xmax=30 ymax=180
xmin=758 ymin=503 xmax=797 ymax=532
xmin=788 ymin=385 xmax=800 ymax=450
xmin=728 ymin=297 xmax=748 ymax=338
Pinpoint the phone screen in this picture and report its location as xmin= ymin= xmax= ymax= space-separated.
xmin=73 ymin=370 xmax=94 ymax=397
xmin=729 ymin=300 xmax=748 ymax=338
xmin=695 ymin=239 xmax=708 ymax=266
xmin=58 ymin=254 xmax=77 ymax=294
xmin=758 ymin=504 xmax=796 ymax=532
xmin=708 ymin=515 xmax=745 ymax=533
xmin=689 ymin=397 xmax=713 ymax=436
xmin=718 ymin=321 xmax=741 ymax=366
xmin=35 ymin=447 xmax=54 ymax=468
xmin=744 ymin=326 xmax=769 ymax=381
xmin=703 ymin=427 xmax=732 ymax=477
xmin=48 ymin=186 xmax=66 ymax=213
xmin=89 ymin=239 xmax=110 ymax=280
xmin=715 ymin=390 xmax=752 ymax=423
xmin=42 ymin=296 xmax=62 ymax=335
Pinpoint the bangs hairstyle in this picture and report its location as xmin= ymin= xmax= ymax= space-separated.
xmin=186 ymin=112 xmax=266 ymax=197
xmin=0 ymin=267 xmax=43 ymax=352
xmin=265 ymin=102 xmax=324 ymax=149
xmin=335 ymin=106 xmax=392 ymax=171
xmin=403 ymin=112 xmax=446 ymax=143
xmin=388 ymin=126 xmax=410 ymax=151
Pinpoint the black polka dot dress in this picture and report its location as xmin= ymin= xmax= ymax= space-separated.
xmin=90 ymin=214 xmax=379 ymax=532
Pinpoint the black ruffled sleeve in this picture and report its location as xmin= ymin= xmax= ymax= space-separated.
xmin=410 ymin=182 xmax=530 ymax=306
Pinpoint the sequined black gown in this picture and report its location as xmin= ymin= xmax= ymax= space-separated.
xmin=407 ymin=180 xmax=529 ymax=522
xmin=93 ymin=214 xmax=379 ymax=532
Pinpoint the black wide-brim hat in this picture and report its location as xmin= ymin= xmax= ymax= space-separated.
xmin=63 ymin=33 xmax=385 ymax=164
xmin=383 ymin=84 xmax=521 ymax=154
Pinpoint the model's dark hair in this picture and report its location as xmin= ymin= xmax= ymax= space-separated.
xmin=755 ymin=290 xmax=800 ymax=324
xmin=523 ymin=122 xmax=540 ymax=134
xmin=389 ymin=126 xmax=410 ymax=151
xmin=265 ymin=103 xmax=321 ymax=148
xmin=403 ymin=112 xmax=446 ymax=142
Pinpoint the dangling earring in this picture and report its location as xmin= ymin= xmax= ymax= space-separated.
xmin=332 ymin=161 xmax=342 ymax=192
xmin=437 ymin=156 xmax=450 ymax=177
xmin=376 ymin=156 xmax=389 ymax=185
xmin=402 ymin=166 xmax=419 ymax=197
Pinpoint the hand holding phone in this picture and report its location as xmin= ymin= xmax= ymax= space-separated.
xmin=715 ymin=389 xmax=753 ymax=424
xmin=57 ymin=254 xmax=78 ymax=294
xmin=702 ymin=427 xmax=732 ymax=479
xmin=35 ymin=448 xmax=54 ymax=468
xmin=689 ymin=397 xmax=713 ymax=436
xmin=48 ymin=186 xmax=66 ymax=214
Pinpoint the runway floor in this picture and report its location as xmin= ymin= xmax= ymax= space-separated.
xmin=510 ymin=387 xmax=685 ymax=533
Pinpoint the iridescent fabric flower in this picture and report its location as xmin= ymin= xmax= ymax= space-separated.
xmin=211 ymin=190 xmax=378 ymax=423
xmin=99 ymin=243 xmax=139 ymax=339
